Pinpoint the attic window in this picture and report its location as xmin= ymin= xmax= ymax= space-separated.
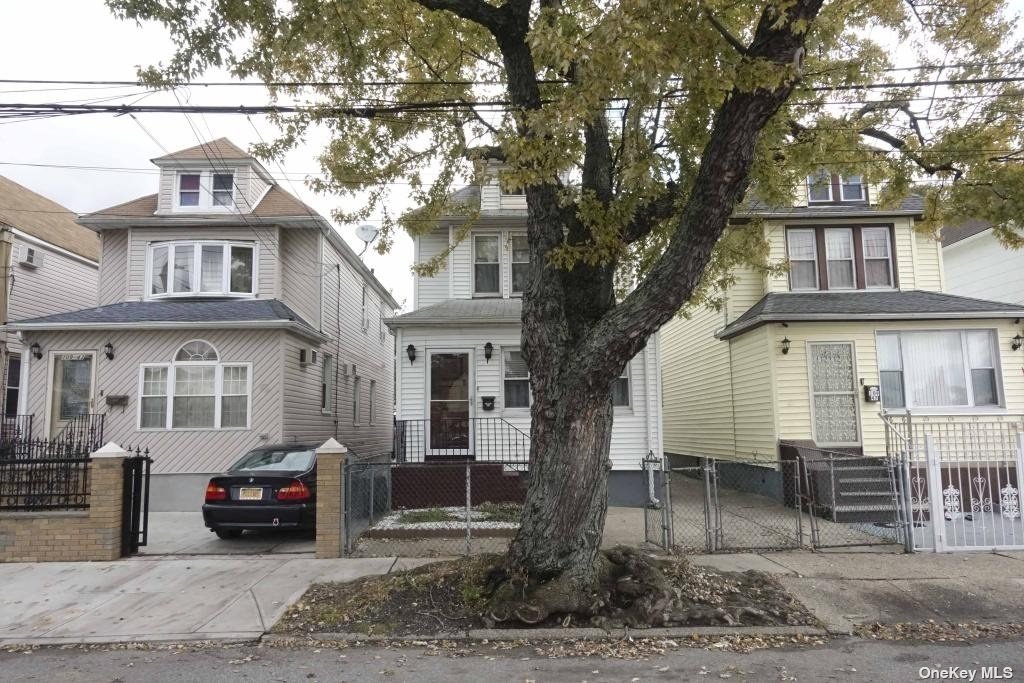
xmin=807 ymin=171 xmax=867 ymax=204
xmin=175 ymin=171 xmax=235 ymax=210
xmin=179 ymin=174 xmax=201 ymax=206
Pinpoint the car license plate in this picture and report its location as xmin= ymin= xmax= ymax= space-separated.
xmin=238 ymin=487 xmax=263 ymax=501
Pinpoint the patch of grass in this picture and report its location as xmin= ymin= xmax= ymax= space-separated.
xmin=397 ymin=507 xmax=457 ymax=524
xmin=476 ymin=501 xmax=521 ymax=523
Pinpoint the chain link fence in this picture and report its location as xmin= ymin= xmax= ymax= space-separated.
xmin=342 ymin=457 xmax=527 ymax=557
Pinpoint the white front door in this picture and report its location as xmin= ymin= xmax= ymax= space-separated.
xmin=808 ymin=342 xmax=861 ymax=446
xmin=49 ymin=352 xmax=95 ymax=437
xmin=427 ymin=351 xmax=472 ymax=458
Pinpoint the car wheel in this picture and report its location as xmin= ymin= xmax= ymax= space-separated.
xmin=215 ymin=529 xmax=244 ymax=540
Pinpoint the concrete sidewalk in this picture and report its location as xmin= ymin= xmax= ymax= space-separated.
xmin=0 ymin=555 xmax=430 ymax=646
xmin=690 ymin=549 xmax=1024 ymax=634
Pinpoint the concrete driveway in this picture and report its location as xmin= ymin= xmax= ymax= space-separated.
xmin=0 ymin=555 xmax=427 ymax=645
xmin=140 ymin=512 xmax=315 ymax=556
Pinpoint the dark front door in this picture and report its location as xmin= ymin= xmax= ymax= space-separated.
xmin=428 ymin=351 xmax=470 ymax=456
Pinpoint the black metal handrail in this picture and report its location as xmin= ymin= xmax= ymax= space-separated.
xmin=394 ymin=417 xmax=530 ymax=463
xmin=55 ymin=413 xmax=105 ymax=450
xmin=0 ymin=414 xmax=33 ymax=445
xmin=0 ymin=456 xmax=90 ymax=511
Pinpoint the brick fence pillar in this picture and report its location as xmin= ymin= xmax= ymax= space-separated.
xmin=315 ymin=438 xmax=348 ymax=559
xmin=90 ymin=442 xmax=129 ymax=561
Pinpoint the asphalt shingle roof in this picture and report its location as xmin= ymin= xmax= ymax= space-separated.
xmin=83 ymin=185 xmax=317 ymax=220
xmin=737 ymin=194 xmax=925 ymax=218
xmin=941 ymin=218 xmax=993 ymax=247
xmin=152 ymin=137 xmax=250 ymax=162
xmin=7 ymin=298 xmax=320 ymax=336
xmin=719 ymin=290 xmax=1024 ymax=339
xmin=386 ymin=298 xmax=522 ymax=327
xmin=0 ymin=175 xmax=100 ymax=261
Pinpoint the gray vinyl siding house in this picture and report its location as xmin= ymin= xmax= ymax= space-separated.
xmin=6 ymin=139 xmax=398 ymax=510
xmin=0 ymin=174 xmax=100 ymax=419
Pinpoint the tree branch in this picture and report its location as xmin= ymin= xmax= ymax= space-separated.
xmin=703 ymin=6 xmax=748 ymax=55
xmin=621 ymin=182 xmax=682 ymax=243
xmin=412 ymin=0 xmax=505 ymax=31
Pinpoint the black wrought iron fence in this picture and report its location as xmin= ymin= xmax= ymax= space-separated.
xmin=55 ymin=414 xmax=105 ymax=450
xmin=393 ymin=417 xmax=530 ymax=463
xmin=0 ymin=414 xmax=34 ymax=446
xmin=0 ymin=437 xmax=96 ymax=461
xmin=0 ymin=456 xmax=90 ymax=511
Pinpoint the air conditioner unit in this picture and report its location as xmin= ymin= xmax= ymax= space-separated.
xmin=299 ymin=348 xmax=319 ymax=366
xmin=19 ymin=247 xmax=39 ymax=268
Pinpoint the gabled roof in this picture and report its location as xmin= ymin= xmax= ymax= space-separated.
xmin=82 ymin=185 xmax=317 ymax=220
xmin=718 ymin=290 xmax=1024 ymax=339
xmin=386 ymin=297 xmax=522 ymax=328
xmin=0 ymin=175 xmax=100 ymax=261
xmin=941 ymin=219 xmax=992 ymax=247
xmin=5 ymin=298 xmax=325 ymax=341
xmin=152 ymin=137 xmax=250 ymax=162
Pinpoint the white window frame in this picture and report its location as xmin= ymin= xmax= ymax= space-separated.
xmin=862 ymin=227 xmax=895 ymax=289
xmin=369 ymin=379 xmax=377 ymax=425
xmin=173 ymin=170 xmax=236 ymax=212
xmin=824 ymin=227 xmax=856 ymax=290
xmin=509 ymin=233 xmax=529 ymax=296
xmin=786 ymin=228 xmax=819 ymax=291
xmin=876 ymin=329 xmax=1004 ymax=413
xmin=145 ymin=240 xmax=257 ymax=299
xmin=353 ymin=376 xmax=362 ymax=426
xmin=321 ymin=353 xmax=334 ymax=415
xmin=807 ymin=341 xmax=862 ymax=447
xmin=472 ymin=234 xmax=501 ymax=297
xmin=136 ymin=341 xmax=252 ymax=430
xmin=839 ymin=174 xmax=866 ymax=201
xmin=612 ymin=362 xmax=632 ymax=409
xmin=502 ymin=348 xmax=531 ymax=411
xmin=806 ymin=171 xmax=832 ymax=203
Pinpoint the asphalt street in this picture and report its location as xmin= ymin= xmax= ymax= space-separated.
xmin=2 ymin=638 xmax=1023 ymax=683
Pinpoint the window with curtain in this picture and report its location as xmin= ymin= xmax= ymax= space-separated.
xmin=178 ymin=174 xmax=201 ymax=206
xmin=212 ymin=173 xmax=234 ymax=207
xmin=787 ymin=229 xmax=818 ymax=290
xmin=139 ymin=341 xmax=251 ymax=429
xmin=840 ymin=175 xmax=865 ymax=201
xmin=807 ymin=170 xmax=832 ymax=202
xmin=149 ymin=241 xmax=255 ymax=298
xmin=877 ymin=330 xmax=1001 ymax=410
xmin=863 ymin=227 xmax=894 ymax=288
xmin=511 ymin=234 xmax=530 ymax=294
xmin=809 ymin=343 xmax=859 ymax=444
xmin=176 ymin=171 xmax=234 ymax=209
xmin=473 ymin=235 xmax=500 ymax=294
xmin=612 ymin=364 xmax=631 ymax=407
xmin=825 ymin=228 xmax=855 ymax=289
xmin=503 ymin=350 xmax=530 ymax=409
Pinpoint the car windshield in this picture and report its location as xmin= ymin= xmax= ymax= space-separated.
xmin=230 ymin=448 xmax=315 ymax=472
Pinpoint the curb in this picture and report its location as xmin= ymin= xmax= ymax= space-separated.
xmin=262 ymin=625 xmax=827 ymax=645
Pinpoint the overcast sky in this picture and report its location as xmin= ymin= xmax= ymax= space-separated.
xmin=0 ymin=1 xmax=418 ymax=309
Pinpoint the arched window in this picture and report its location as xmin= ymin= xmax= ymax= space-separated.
xmin=175 ymin=340 xmax=219 ymax=362
xmin=139 ymin=340 xmax=250 ymax=430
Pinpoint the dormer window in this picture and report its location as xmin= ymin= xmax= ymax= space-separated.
xmin=148 ymin=240 xmax=255 ymax=298
xmin=175 ymin=170 xmax=235 ymax=210
xmin=807 ymin=171 xmax=867 ymax=204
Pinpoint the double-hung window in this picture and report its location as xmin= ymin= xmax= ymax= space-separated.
xmin=510 ymin=234 xmax=530 ymax=295
xmin=863 ymin=227 xmax=894 ymax=288
xmin=840 ymin=174 xmax=865 ymax=201
xmin=139 ymin=341 xmax=251 ymax=430
xmin=473 ymin=235 xmax=500 ymax=295
xmin=807 ymin=170 xmax=832 ymax=203
xmin=877 ymin=330 xmax=1001 ymax=410
xmin=786 ymin=229 xmax=818 ymax=290
xmin=176 ymin=171 xmax=234 ymax=210
xmin=503 ymin=350 xmax=530 ymax=409
xmin=612 ymin=364 xmax=631 ymax=407
xmin=824 ymin=228 xmax=855 ymax=289
xmin=148 ymin=241 xmax=255 ymax=298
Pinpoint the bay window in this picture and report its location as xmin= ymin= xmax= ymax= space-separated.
xmin=786 ymin=229 xmax=818 ymax=290
xmin=503 ymin=349 xmax=530 ymax=409
xmin=473 ymin=235 xmax=500 ymax=295
xmin=139 ymin=341 xmax=251 ymax=430
xmin=878 ymin=330 xmax=1001 ymax=410
xmin=148 ymin=241 xmax=255 ymax=298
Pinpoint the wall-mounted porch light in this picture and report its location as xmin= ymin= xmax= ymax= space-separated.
xmin=103 ymin=342 xmax=115 ymax=360
xmin=406 ymin=344 xmax=417 ymax=364
xmin=781 ymin=337 xmax=791 ymax=355
xmin=1013 ymin=334 xmax=1023 ymax=352
xmin=30 ymin=342 xmax=41 ymax=360
xmin=484 ymin=342 xmax=494 ymax=363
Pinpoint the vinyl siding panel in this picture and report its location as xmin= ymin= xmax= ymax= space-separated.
xmin=126 ymin=226 xmax=280 ymax=301
xmin=451 ymin=232 xmax=472 ymax=299
xmin=19 ymin=328 xmax=285 ymax=474
xmin=725 ymin=266 xmax=766 ymax=323
xmin=396 ymin=325 xmax=657 ymax=470
xmin=660 ymin=306 xmax=735 ymax=459
xmin=415 ymin=228 xmax=451 ymax=308
xmin=729 ymin=325 xmax=777 ymax=460
xmin=98 ymin=230 xmax=128 ymax=305
xmin=279 ymin=228 xmax=321 ymax=328
xmin=8 ymin=238 xmax=99 ymax=332
xmin=913 ymin=230 xmax=944 ymax=292
xmin=281 ymin=240 xmax=394 ymax=456
xmin=769 ymin=319 xmax=1024 ymax=456
xmin=945 ymin=233 xmax=1024 ymax=304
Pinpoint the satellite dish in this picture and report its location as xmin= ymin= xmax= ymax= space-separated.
xmin=355 ymin=224 xmax=380 ymax=256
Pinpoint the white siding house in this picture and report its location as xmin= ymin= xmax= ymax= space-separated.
xmin=388 ymin=178 xmax=664 ymax=506
xmin=6 ymin=139 xmax=397 ymax=510
xmin=943 ymin=221 xmax=1024 ymax=305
